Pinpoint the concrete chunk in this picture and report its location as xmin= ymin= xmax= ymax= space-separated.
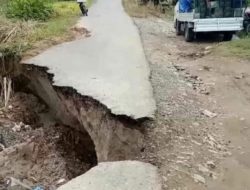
xmin=57 ymin=161 xmax=162 ymax=190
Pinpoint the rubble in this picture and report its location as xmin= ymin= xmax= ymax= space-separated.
xmin=5 ymin=177 xmax=32 ymax=190
xmin=12 ymin=122 xmax=31 ymax=132
xmin=193 ymin=174 xmax=206 ymax=184
xmin=206 ymin=161 xmax=216 ymax=169
xmin=198 ymin=164 xmax=210 ymax=173
xmin=234 ymin=73 xmax=245 ymax=79
xmin=202 ymin=110 xmax=217 ymax=118
xmin=56 ymin=179 xmax=66 ymax=185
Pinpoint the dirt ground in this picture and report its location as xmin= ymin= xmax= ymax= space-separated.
xmin=135 ymin=17 xmax=250 ymax=190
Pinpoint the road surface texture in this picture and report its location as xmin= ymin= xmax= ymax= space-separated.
xmin=135 ymin=17 xmax=250 ymax=190
xmin=24 ymin=0 xmax=156 ymax=119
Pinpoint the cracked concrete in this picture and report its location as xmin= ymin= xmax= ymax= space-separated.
xmin=23 ymin=0 xmax=156 ymax=119
xmin=21 ymin=66 xmax=144 ymax=162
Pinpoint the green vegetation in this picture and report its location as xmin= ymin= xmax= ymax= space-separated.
xmin=6 ymin=0 xmax=54 ymax=21
xmin=122 ymin=0 xmax=169 ymax=18
xmin=29 ymin=1 xmax=79 ymax=42
xmin=218 ymin=36 xmax=250 ymax=59
xmin=0 ymin=0 xmax=81 ymax=56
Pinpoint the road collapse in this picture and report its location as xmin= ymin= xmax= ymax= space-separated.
xmin=0 ymin=55 xmax=145 ymax=189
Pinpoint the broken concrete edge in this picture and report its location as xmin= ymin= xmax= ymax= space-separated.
xmin=15 ymin=63 xmax=145 ymax=161
xmin=21 ymin=62 xmax=155 ymax=122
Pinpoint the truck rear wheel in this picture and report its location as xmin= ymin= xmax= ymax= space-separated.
xmin=223 ymin=32 xmax=233 ymax=41
xmin=184 ymin=24 xmax=194 ymax=42
xmin=175 ymin=20 xmax=181 ymax=36
xmin=246 ymin=24 xmax=250 ymax=34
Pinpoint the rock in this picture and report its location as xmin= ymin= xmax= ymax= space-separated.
xmin=191 ymin=140 xmax=202 ymax=146
xmin=209 ymin=172 xmax=218 ymax=180
xmin=202 ymin=110 xmax=217 ymax=118
xmin=203 ymin=66 xmax=211 ymax=71
xmin=206 ymin=161 xmax=216 ymax=169
xmin=57 ymin=161 xmax=162 ymax=190
xmin=234 ymin=75 xmax=241 ymax=79
xmin=12 ymin=122 xmax=25 ymax=132
xmin=24 ymin=125 xmax=31 ymax=131
xmin=240 ymin=117 xmax=245 ymax=121
xmin=5 ymin=177 xmax=32 ymax=190
xmin=198 ymin=164 xmax=210 ymax=173
xmin=0 ymin=134 xmax=6 ymax=148
xmin=0 ymin=144 xmax=5 ymax=152
xmin=203 ymin=50 xmax=211 ymax=55
xmin=12 ymin=123 xmax=21 ymax=132
xmin=193 ymin=122 xmax=200 ymax=127
xmin=205 ymin=46 xmax=212 ymax=51
xmin=232 ymin=35 xmax=240 ymax=40
xmin=193 ymin=174 xmax=206 ymax=184
xmin=234 ymin=73 xmax=245 ymax=80
xmin=12 ymin=122 xmax=31 ymax=132
xmin=33 ymin=186 xmax=45 ymax=190
xmin=56 ymin=179 xmax=66 ymax=185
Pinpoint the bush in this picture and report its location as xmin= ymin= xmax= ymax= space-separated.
xmin=6 ymin=0 xmax=54 ymax=21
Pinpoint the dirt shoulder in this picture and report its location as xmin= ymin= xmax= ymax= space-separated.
xmin=135 ymin=17 xmax=250 ymax=189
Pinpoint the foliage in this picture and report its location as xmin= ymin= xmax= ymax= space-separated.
xmin=6 ymin=0 xmax=54 ymax=21
xmin=28 ymin=1 xmax=79 ymax=42
xmin=0 ymin=16 xmax=35 ymax=44
xmin=0 ymin=0 xmax=8 ymax=14
xmin=53 ymin=1 xmax=79 ymax=17
xmin=0 ymin=1 xmax=79 ymax=57
xmin=122 ymin=0 xmax=171 ymax=18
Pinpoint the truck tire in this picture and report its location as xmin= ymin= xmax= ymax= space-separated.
xmin=246 ymin=24 xmax=250 ymax=34
xmin=223 ymin=32 xmax=233 ymax=41
xmin=184 ymin=24 xmax=194 ymax=42
xmin=176 ymin=20 xmax=181 ymax=36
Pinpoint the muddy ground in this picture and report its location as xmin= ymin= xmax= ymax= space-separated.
xmin=0 ymin=14 xmax=250 ymax=190
xmin=136 ymin=17 xmax=250 ymax=190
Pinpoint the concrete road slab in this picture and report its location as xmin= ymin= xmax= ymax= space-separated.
xmin=57 ymin=161 xmax=162 ymax=190
xmin=24 ymin=0 xmax=156 ymax=119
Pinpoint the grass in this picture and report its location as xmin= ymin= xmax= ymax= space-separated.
xmin=122 ymin=0 xmax=173 ymax=18
xmin=217 ymin=35 xmax=250 ymax=60
xmin=28 ymin=1 xmax=80 ymax=42
xmin=0 ymin=0 xmax=91 ymax=56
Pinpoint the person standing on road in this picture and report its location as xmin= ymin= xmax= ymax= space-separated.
xmin=77 ymin=0 xmax=88 ymax=16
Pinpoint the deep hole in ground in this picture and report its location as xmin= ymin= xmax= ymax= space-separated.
xmin=0 ymin=56 xmax=145 ymax=188
xmin=0 ymin=91 xmax=98 ymax=189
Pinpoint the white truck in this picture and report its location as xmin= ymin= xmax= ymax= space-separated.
xmin=174 ymin=0 xmax=245 ymax=42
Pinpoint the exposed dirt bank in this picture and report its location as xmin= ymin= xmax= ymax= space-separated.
xmin=0 ymin=92 xmax=97 ymax=189
xmin=19 ymin=64 xmax=144 ymax=162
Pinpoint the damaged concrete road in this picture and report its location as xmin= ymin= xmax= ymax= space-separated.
xmin=23 ymin=0 xmax=156 ymax=120
xmin=58 ymin=161 xmax=162 ymax=190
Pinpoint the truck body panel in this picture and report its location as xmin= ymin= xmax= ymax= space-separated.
xmin=193 ymin=17 xmax=243 ymax=32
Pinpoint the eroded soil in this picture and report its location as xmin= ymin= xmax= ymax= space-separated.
xmin=0 ymin=92 xmax=96 ymax=189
